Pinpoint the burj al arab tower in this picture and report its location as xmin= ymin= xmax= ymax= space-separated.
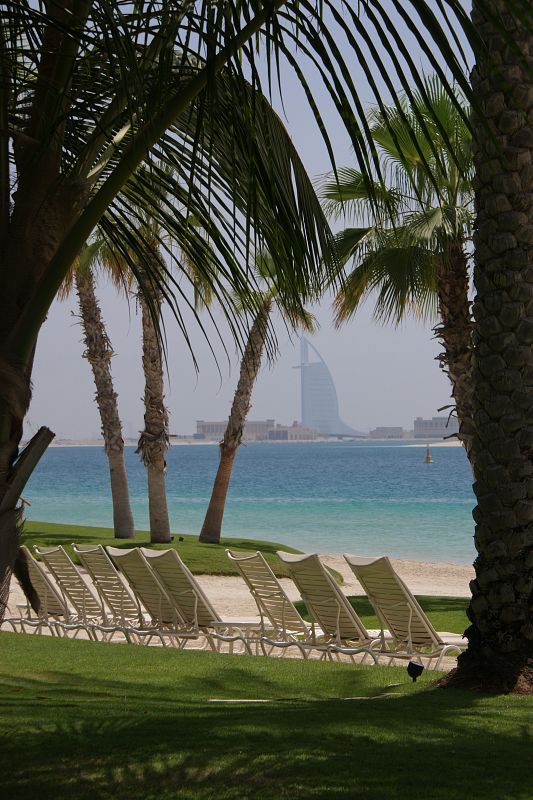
xmin=298 ymin=338 xmax=361 ymax=436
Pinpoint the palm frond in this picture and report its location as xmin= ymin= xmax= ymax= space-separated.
xmin=332 ymin=227 xmax=378 ymax=267
xmin=3 ymin=1 xmax=483 ymax=369
xmin=319 ymin=169 xmax=402 ymax=223
xmin=57 ymin=239 xmax=103 ymax=300
xmin=334 ymin=243 xmax=439 ymax=326
xmin=321 ymin=72 xmax=473 ymax=329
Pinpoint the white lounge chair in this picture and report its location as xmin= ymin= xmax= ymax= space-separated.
xmin=106 ymin=546 xmax=201 ymax=648
xmin=34 ymin=545 xmax=104 ymax=625
xmin=73 ymin=544 xmax=149 ymax=640
xmin=344 ymin=554 xmax=466 ymax=668
xmin=141 ymin=548 xmax=256 ymax=653
xmin=7 ymin=546 xmax=89 ymax=638
xmin=276 ymin=551 xmax=380 ymax=662
xmin=226 ymin=550 xmax=308 ymax=633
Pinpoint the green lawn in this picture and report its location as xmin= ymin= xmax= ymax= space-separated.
xmin=1 ymin=632 xmax=532 ymax=799
xmin=23 ymin=521 xmax=303 ymax=578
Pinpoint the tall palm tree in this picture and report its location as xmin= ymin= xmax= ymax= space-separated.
xmin=100 ymin=169 xmax=175 ymax=544
xmin=62 ymin=242 xmax=136 ymax=539
xmin=320 ymin=76 xmax=475 ymax=459
xmin=199 ymin=255 xmax=315 ymax=544
xmin=440 ymin=2 xmax=533 ymax=693
xmin=135 ymin=245 xmax=172 ymax=544
xmin=0 ymin=1 xmax=476 ymax=619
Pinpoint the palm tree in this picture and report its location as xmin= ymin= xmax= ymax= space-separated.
xmin=440 ymin=3 xmax=533 ymax=693
xmin=0 ymin=1 xmax=477 ymax=619
xmin=85 ymin=219 xmax=172 ymax=545
xmin=320 ymin=76 xmax=475 ymax=459
xmin=63 ymin=242 xmax=136 ymax=539
xmin=100 ymin=169 xmax=175 ymax=544
xmin=199 ymin=255 xmax=315 ymax=544
xmin=135 ymin=245 xmax=172 ymax=544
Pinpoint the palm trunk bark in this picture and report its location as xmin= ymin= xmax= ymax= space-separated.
xmin=435 ymin=245 xmax=474 ymax=461
xmin=0 ymin=196 xmax=78 ymax=620
xmin=200 ymin=301 xmax=271 ymax=544
xmin=0 ymin=2 xmax=89 ymax=613
xmin=136 ymin=270 xmax=171 ymax=544
xmin=76 ymin=270 xmax=135 ymax=538
xmin=0 ymin=505 xmax=22 ymax=621
xmin=441 ymin=3 xmax=533 ymax=692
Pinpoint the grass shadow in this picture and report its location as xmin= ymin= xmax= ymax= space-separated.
xmin=1 ymin=638 xmax=532 ymax=800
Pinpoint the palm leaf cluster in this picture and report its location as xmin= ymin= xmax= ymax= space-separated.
xmin=321 ymin=77 xmax=474 ymax=326
xmin=1 ymin=0 xmax=479 ymax=371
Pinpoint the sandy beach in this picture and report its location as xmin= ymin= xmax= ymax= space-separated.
xmin=7 ymin=553 xmax=474 ymax=620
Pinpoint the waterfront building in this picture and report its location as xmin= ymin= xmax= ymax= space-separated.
xmin=413 ymin=416 xmax=459 ymax=439
xmin=369 ymin=426 xmax=404 ymax=439
xmin=268 ymin=422 xmax=318 ymax=441
xmin=196 ymin=419 xmax=275 ymax=441
xmin=298 ymin=338 xmax=361 ymax=436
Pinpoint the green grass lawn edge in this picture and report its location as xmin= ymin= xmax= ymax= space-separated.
xmin=23 ymin=520 xmax=342 ymax=581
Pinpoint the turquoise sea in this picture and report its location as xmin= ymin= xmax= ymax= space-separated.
xmin=24 ymin=441 xmax=475 ymax=564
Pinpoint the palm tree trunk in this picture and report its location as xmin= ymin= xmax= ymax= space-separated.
xmin=441 ymin=2 xmax=533 ymax=692
xmin=137 ymin=281 xmax=171 ymax=544
xmin=76 ymin=270 xmax=135 ymax=538
xmin=200 ymin=302 xmax=271 ymax=544
xmin=435 ymin=246 xmax=474 ymax=461
xmin=0 ymin=505 xmax=22 ymax=621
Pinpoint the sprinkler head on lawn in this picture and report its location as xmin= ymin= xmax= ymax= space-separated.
xmin=407 ymin=661 xmax=424 ymax=682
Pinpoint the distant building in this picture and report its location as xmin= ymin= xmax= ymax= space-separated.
xmin=413 ymin=416 xmax=459 ymax=439
xmin=268 ymin=422 xmax=318 ymax=441
xmin=196 ymin=419 xmax=275 ymax=441
xmin=298 ymin=338 xmax=362 ymax=436
xmin=369 ymin=426 xmax=404 ymax=439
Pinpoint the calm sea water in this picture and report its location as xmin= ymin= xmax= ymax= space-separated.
xmin=24 ymin=441 xmax=475 ymax=564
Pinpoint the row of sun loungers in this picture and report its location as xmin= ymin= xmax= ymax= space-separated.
xmin=4 ymin=544 xmax=466 ymax=668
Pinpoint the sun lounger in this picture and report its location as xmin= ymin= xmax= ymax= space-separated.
xmin=141 ymin=548 xmax=257 ymax=652
xmin=72 ymin=544 xmax=147 ymax=637
xmin=226 ymin=549 xmax=309 ymax=638
xmin=276 ymin=551 xmax=379 ymax=662
xmin=34 ymin=545 xmax=104 ymax=625
xmin=343 ymin=554 xmax=466 ymax=668
xmin=33 ymin=544 xmax=127 ymax=640
xmin=106 ymin=546 xmax=203 ymax=648
xmin=7 ymin=546 xmax=89 ymax=638
xmin=227 ymin=549 xmax=368 ymax=660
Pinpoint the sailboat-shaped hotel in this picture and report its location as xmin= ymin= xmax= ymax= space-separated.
xmin=298 ymin=338 xmax=361 ymax=437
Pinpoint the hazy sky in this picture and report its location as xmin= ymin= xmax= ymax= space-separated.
xmin=26 ymin=10 xmax=472 ymax=440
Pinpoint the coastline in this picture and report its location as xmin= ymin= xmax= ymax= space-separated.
xmin=44 ymin=437 xmax=463 ymax=447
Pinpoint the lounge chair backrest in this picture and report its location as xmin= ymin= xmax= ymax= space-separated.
xmin=106 ymin=547 xmax=181 ymax=627
xmin=141 ymin=548 xmax=220 ymax=627
xmin=20 ymin=545 xmax=66 ymax=619
xmin=276 ymin=551 xmax=369 ymax=642
xmin=344 ymin=554 xmax=443 ymax=648
xmin=34 ymin=545 xmax=102 ymax=620
xmin=226 ymin=549 xmax=308 ymax=636
xmin=73 ymin=544 xmax=142 ymax=625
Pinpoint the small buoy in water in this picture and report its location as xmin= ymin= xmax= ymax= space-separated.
xmin=425 ymin=444 xmax=433 ymax=464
